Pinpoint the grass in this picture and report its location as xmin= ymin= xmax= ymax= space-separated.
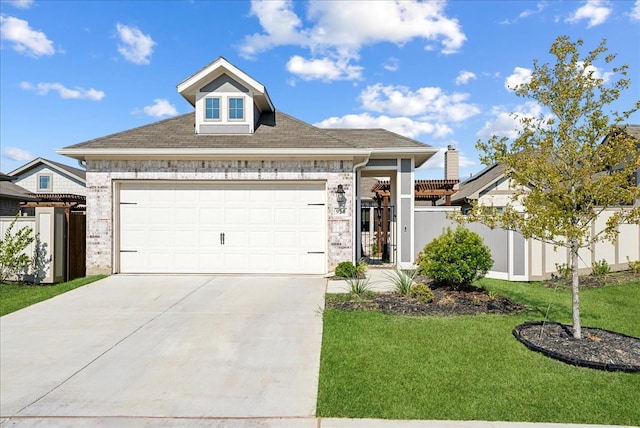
xmin=0 ymin=275 xmax=107 ymax=316
xmin=317 ymin=277 xmax=640 ymax=425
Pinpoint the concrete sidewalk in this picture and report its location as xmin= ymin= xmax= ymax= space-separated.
xmin=0 ymin=417 xmax=629 ymax=427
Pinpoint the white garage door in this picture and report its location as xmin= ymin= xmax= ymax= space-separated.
xmin=118 ymin=182 xmax=327 ymax=274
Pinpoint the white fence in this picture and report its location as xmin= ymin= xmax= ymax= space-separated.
xmin=414 ymin=207 xmax=639 ymax=281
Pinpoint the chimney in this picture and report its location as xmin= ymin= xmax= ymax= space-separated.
xmin=444 ymin=144 xmax=459 ymax=182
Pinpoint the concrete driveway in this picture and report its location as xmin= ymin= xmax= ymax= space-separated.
xmin=0 ymin=275 xmax=326 ymax=425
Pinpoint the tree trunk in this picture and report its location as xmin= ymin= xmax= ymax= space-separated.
xmin=570 ymin=241 xmax=582 ymax=339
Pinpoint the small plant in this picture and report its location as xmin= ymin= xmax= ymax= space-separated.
xmin=384 ymin=268 xmax=418 ymax=296
xmin=591 ymin=259 xmax=611 ymax=277
xmin=416 ymin=226 xmax=493 ymax=290
xmin=345 ymin=276 xmax=372 ymax=295
xmin=410 ymin=282 xmax=434 ymax=303
xmin=627 ymin=257 xmax=640 ymax=275
xmin=487 ymin=290 xmax=498 ymax=301
xmin=436 ymin=295 xmax=456 ymax=306
xmin=554 ymin=263 xmax=572 ymax=281
xmin=370 ymin=242 xmax=378 ymax=256
xmin=356 ymin=258 xmax=368 ymax=277
xmin=335 ymin=261 xmax=357 ymax=278
xmin=0 ymin=216 xmax=35 ymax=283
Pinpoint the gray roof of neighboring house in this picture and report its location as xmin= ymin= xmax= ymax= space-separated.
xmin=0 ymin=175 xmax=38 ymax=201
xmin=450 ymin=163 xmax=506 ymax=204
xmin=8 ymin=157 xmax=85 ymax=182
xmin=61 ymin=111 xmax=431 ymax=151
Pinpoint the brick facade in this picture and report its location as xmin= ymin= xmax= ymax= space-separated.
xmin=86 ymin=159 xmax=354 ymax=275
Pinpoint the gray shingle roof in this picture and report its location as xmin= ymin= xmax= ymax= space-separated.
xmin=62 ymin=111 xmax=431 ymax=151
xmin=451 ymin=163 xmax=506 ymax=204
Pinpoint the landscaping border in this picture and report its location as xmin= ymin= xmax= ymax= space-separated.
xmin=512 ymin=321 xmax=640 ymax=373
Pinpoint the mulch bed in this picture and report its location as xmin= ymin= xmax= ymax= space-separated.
xmin=543 ymin=270 xmax=639 ymax=289
xmin=513 ymin=321 xmax=640 ymax=372
xmin=325 ymin=286 xmax=527 ymax=316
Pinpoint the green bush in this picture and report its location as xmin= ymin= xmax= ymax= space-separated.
xmin=627 ymin=257 xmax=640 ymax=275
xmin=554 ymin=263 xmax=572 ymax=280
xmin=591 ymin=259 xmax=611 ymax=277
xmin=410 ymin=282 xmax=434 ymax=303
xmin=335 ymin=261 xmax=357 ymax=278
xmin=416 ymin=226 xmax=493 ymax=290
xmin=356 ymin=259 xmax=368 ymax=277
xmin=0 ymin=216 xmax=34 ymax=283
xmin=345 ymin=277 xmax=372 ymax=295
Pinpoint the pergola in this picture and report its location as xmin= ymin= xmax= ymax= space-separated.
xmin=372 ymin=179 xmax=459 ymax=206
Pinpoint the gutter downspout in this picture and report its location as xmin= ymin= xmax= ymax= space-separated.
xmin=352 ymin=153 xmax=371 ymax=263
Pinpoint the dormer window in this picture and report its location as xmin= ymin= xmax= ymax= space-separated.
xmin=205 ymin=97 xmax=220 ymax=120
xmin=228 ymin=97 xmax=244 ymax=120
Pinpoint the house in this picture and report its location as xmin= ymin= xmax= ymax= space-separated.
xmin=58 ymin=57 xmax=438 ymax=275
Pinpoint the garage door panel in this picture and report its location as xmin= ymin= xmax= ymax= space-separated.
xmin=119 ymin=182 xmax=326 ymax=274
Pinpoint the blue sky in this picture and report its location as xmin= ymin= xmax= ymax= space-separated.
xmin=1 ymin=0 xmax=639 ymax=180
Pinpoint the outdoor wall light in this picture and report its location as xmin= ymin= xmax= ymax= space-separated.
xmin=336 ymin=184 xmax=347 ymax=214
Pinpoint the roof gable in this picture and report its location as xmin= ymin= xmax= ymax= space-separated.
xmin=8 ymin=157 xmax=86 ymax=183
xmin=177 ymin=56 xmax=274 ymax=112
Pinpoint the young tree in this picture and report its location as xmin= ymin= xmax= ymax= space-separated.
xmin=0 ymin=216 xmax=35 ymax=283
xmin=469 ymin=36 xmax=640 ymax=339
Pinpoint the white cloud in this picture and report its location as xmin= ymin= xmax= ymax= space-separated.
xmin=0 ymin=16 xmax=55 ymax=57
xmin=501 ymin=1 xmax=546 ymax=24
xmin=359 ymin=83 xmax=480 ymax=122
xmin=455 ymin=70 xmax=476 ymax=85
xmin=6 ymin=0 xmax=34 ymax=9
xmin=239 ymin=0 xmax=466 ymax=81
xmin=286 ymin=54 xmax=363 ymax=81
xmin=383 ymin=57 xmax=399 ymax=72
xmin=2 ymin=146 xmax=33 ymax=162
xmin=315 ymin=113 xmax=452 ymax=139
xmin=20 ymin=81 xmax=105 ymax=100
xmin=631 ymin=0 xmax=640 ymax=21
xmin=134 ymin=98 xmax=178 ymax=118
xmin=116 ymin=23 xmax=155 ymax=65
xmin=505 ymin=67 xmax=532 ymax=91
xmin=566 ymin=0 xmax=611 ymax=28
xmin=476 ymin=102 xmax=545 ymax=140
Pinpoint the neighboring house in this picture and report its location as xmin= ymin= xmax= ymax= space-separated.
xmin=0 ymin=173 xmax=38 ymax=216
xmin=8 ymin=157 xmax=86 ymax=196
xmin=58 ymin=57 xmax=437 ymax=275
xmin=444 ymin=163 xmax=518 ymax=212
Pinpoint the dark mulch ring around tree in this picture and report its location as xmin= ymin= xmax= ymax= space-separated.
xmin=325 ymin=286 xmax=527 ymax=316
xmin=513 ymin=321 xmax=640 ymax=372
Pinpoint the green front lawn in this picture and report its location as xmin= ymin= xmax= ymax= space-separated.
xmin=317 ymin=278 xmax=640 ymax=425
xmin=0 ymin=275 xmax=107 ymax=316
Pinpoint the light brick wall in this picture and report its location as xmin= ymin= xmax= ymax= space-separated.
xmin=86 ymin=159 xmax=354 ymax=274
xmin=14 ymin=166 xmax=86 ymax=196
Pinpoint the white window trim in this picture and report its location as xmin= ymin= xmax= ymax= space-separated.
xmin=228 ymin=97 xmax=245 ymax=121
xmin=204 ymin=96 xmax=221 ymax=122
xmin=37 ymin=173 xmax=53 ymax=192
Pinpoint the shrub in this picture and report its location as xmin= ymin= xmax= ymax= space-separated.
xmin=554 ymin=263 xmax=572 ymax=280
xmin=356 ymin=259 xmax=368 ymax=277
xmin=627 ymin=257 xmax=640 ymax=275
xmin=0 ymin=216 xmax=35 ymax=283
xmin=591 ymin=259 xmax=611 ymax=277
xmin=416 ymin=226 xmax=493 ymax=290
xmin=384 ymin=268 xmax=418 ymax=296
xmin=410 ymin=282 xmax=434 ymax=303
xmin=345 ymin=276 xmax=372 ymax=295
xmin=335 ymin=261 xmax=357 ymax=278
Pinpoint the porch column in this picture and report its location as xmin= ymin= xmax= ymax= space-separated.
xmin=397 ymin=158 xmax=415 ymax=269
